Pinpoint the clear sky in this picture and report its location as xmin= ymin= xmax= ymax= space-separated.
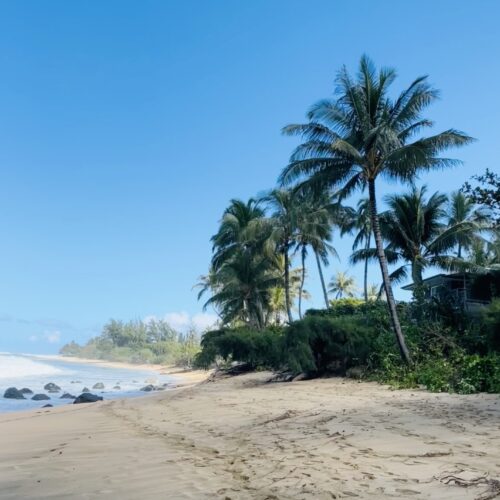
xmin=1 ymin=0 xmax=499 ymax=353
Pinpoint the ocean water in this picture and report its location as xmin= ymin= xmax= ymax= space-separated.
xmin=0 ymin=353 xmax=174 ymax=413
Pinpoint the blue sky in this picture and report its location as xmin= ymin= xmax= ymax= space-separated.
xmin=0 ymin=1 xmax=499 ymax=353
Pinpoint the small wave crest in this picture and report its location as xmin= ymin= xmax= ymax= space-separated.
xmin=0 ymin=354 xmax=62 ymax=380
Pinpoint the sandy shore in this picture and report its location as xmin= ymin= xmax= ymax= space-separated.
xmin=0 ymin=372 xmax=499 ymax=499
xmin=33 ymin=354 xmax=209 ymax=387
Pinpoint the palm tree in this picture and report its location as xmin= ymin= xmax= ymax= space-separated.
xmin=211 ymin=198 xmax=267 ymax=271
xmin=346 ymin=198 xmax=372 ymax=301
xmin=328 ymin=271 xmax=357 ymax=299
xmin=294 ymin=191 xmax=339 ymax=316
xmin=194 ymin=268 xmax=223 ymax=319
xmin=464 ymin=232 xmax=500 ymax=270
xmin=352 ymin=186 xmax=483 ymax=291
xmin=280 ymin=55 xmax=472 ymax=363
xmin=202 ymin=252 xmax=280 ymax=329
xmin=367 ymin=283 xmax=382 ymax=301
xmin=266 ymin=258 xmax=310 ymax=324
xmin=446 ymin=191 xmax=489 ymax=258
xmin=264 ymin=189 xmax=299 ymax=323
xmin=382 ymin=187 xmax=452 ymax=287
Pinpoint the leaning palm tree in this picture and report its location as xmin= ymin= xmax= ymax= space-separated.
xmin=446 ymin=191 xmax=489 ymax=258
xmin=280 ymin=55 xmax=472 ymax=363
xmin=328 ymin=271 xmax=357 ymax=299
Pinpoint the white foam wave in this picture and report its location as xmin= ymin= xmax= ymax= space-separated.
xmin=0 ymin=354 xmax=62 ymax=380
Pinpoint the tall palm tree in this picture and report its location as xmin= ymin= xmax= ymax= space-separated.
xmin=346 ymin=198 xmax=372 ymax=301
xmin=264 ymin=189 xmax=299 ymax=323
xmin=446 ymin=191 xmax=489 ymax=258
xmin=328 ymin=271 xmax=357 ymax=299
xmin=266 ymin=258 xmax=310 ymax=324
xmin=280 ymin=55 xmax=472 ymax=363
xmin=294 ymin=191 xmax=339 ymax=316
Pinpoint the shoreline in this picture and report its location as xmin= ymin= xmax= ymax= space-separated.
xmin=32 ymin=354 xmax=210 ymax=387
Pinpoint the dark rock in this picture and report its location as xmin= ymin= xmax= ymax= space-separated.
xmin=73 ymin=393 xmax=103 ymax=404
xmin=60 ymin=393 xmax=76 ymax=399
xmin=113 ymin=386 xmax=121 ymax=390
xmin=4 ymin=387 xmax=26 ymax=399
xmin=19 ymin=387 xmax=34 ymax=395
xmin=92 ymin=382 xmax=105 ymax=390
xmin=44 ymin=383 xmax=61 ymax=392
xmin=140 ymin=384 xmax=155 ymax=392
xmin=42 ymin=404 xmax=53 ymax=408
xmin=32 ymin=394 xmax=51 ymax=401
xmin=82 ymin=387 xmax=90 ymax=392
xmin=70 ymin=380 xmax=82 ymax=384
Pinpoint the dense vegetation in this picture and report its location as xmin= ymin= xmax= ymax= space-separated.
xmin=60 ymin=318 xmax=200 ymax=367
xmin=194 ymin=56 xmax=500 ymax=393
xmin=194 ymin=297 xmax=500 ymax=393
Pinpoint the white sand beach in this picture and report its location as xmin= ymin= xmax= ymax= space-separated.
xmin=0 ymin=372 xmax=499 ymax=499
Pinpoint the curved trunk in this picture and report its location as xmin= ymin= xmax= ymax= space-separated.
xmin=368 ymin=179 xmax=411 ymax=364
xmin=315 ymin=250 xmax=330 ymax=308
xmin=298 ymin=246 xmax=306 ymax=319
xmin=363 ymin=232 xmax=371 ymax=302
xmin=284 ymin=246 xmax=293 ymax=323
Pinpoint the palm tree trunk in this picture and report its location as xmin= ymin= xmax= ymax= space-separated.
xmin=368 ymin=179 xmax=411 ymax=364
xmin=315 ymin=250 xmax=330 ymax=309
xmin=255 ymin=299 xmax=265 ymax=330
xmin=298 ymin=246 xmax=306 ymax=319
xmin=363 ymin=233 xmax=370 ymax=302
xmin=284 ymin=247 xmax=293 ymax=323
xmin=411 ymin=261 xmax=423 ymax=287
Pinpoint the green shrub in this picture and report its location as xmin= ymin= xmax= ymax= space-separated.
xmin=282 ymin=315 xmax=379 ymax=375
xmin=307 ymin=298 xmax=390 ymax=321
xmin=194 ymin=327 xmax=283 ymax=370
xmin=372 ymin=349 xmax=500 ymax=394
xmin=482 ymin=299 xmax=500 ymax=352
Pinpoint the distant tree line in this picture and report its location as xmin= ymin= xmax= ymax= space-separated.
xmin=60 ymin=318 xmax=201 ymax=367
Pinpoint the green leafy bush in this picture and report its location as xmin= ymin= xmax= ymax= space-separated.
xmin=194 ymin=327 xmax=283 ymax=370
xmin=282 ymin=315 xmax=379 ymax=375
xmin=482 ymin=299 xmax=500 ymax=352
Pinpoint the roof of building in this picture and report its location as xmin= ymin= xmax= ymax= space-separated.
xmin=401 ymin=272 xmax=474 ymax=291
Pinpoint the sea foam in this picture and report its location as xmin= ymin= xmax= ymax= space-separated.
xmin=0 ymin=354 xmax=62 ymax=379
